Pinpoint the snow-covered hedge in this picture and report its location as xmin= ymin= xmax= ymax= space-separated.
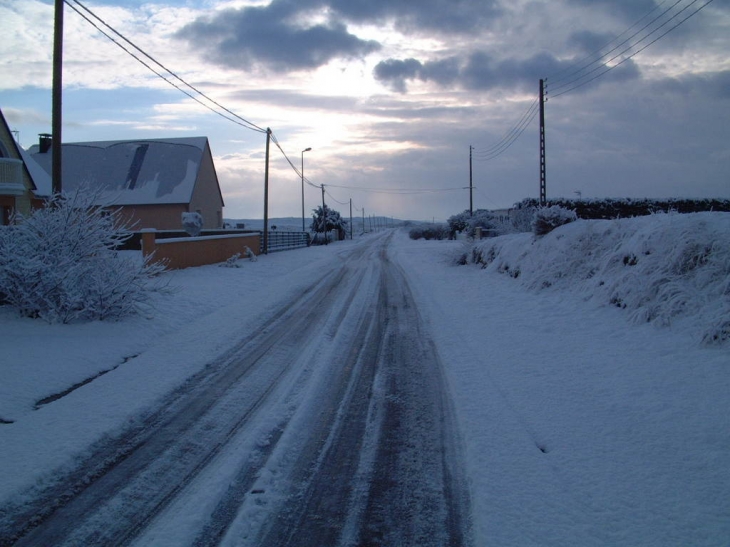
xmin=0 ymin=191 xmax=167 ymax=323
xmin=532 ymin=205 xmax=577 ymax=236
xmin=409 ymin=224 xmax=451 ymax=240
xmin=447 ymin=209 xmax=516 ymax=238
xmin=466 ymin=212 xmax=730 ymax=345
xmin=516 ymin=197 xmax=730 ymax=219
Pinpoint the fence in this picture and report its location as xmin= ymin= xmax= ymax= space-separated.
xmin=263 ymin=231 xmax=311 ymax=253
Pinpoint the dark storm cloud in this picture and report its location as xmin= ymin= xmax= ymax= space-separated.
xmin=174 ymin=2 xmax=380 ymax=72
xmin=567 ymin=30 xmax=618 ymax=55
xmin=372 ymin=51 xmax=637 ymax=93
xmin=372 ymin=59 xmax=424 ymax=92
xmin=326 ymin=0 xmax=501 ymax=34
xmin=174 ymin=0 xmax=503 ymax=73
xmin=669 ymin=70 xmax=730 ymax=100
xmin=565 ymin=0 xmax=660 ymax=21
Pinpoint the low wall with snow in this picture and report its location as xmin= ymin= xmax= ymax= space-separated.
xmin=141 ymin=230 xmax=260 ymax=269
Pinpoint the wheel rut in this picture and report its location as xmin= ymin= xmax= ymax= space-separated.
xmin=2 ymin=234 xmax=472 ymax=547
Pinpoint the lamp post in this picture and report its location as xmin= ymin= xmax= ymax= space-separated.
xmin=301 ymin=147 xmax=311 ymax=232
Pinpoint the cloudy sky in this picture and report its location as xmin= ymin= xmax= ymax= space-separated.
xmin=2 ymin=0 xmax=728 ymax=222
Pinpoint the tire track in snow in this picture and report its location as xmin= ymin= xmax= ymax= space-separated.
xmin=3 ymin=233 xmax=471 ymax=546
xmin=240 ymin=233 xmax=473 ymax=547
xmin=3 ymin=238 xmax=382 ymax=546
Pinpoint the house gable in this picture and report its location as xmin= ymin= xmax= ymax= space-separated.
xmin=0 ymin=108 xmax=50 ymax=222
xmin=189 ymin=140 xmax=225 ymax=229
xmin=28 ymin=135 xmax=226 ymax=230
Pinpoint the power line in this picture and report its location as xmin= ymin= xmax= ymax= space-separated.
xmin=65 ymin=0 xmax=266 ymax=134
xmin=472 ymin=98 xmax=540 ymax=162
xmin=269 ymin=131 xmax=321 ymax=189
xmin=547 ymin=0 xmax=679 ymax=89
xmin=325 ymin=183 xmax=468 ymax=194
xmin=548 ymin=0 xmax=715 ymax=98
xmin=324 ymin=187 xmax=350 ymax=206
xmin=468 ymin=0 xmax=714 ymax=163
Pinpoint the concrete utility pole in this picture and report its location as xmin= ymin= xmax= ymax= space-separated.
xmin=539 ymin=78 xmax=547 ymax=206
xmin=263 ymin=128 xmax=271 ymax=254
xmin=469 ymin=145 xmax=473 ymax=216
xmin=52 ymin=0 xmax=63 ymax=194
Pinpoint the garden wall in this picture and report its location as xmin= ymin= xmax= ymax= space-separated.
xmin=141 ymin=230 xmax=260 ymax=270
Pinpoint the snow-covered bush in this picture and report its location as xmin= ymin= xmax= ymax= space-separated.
xmin=532 ymin=205 xmax=577 ymax=236
xmin=408 ymin=224 xmax=450 ymax=240
xmin=310 ymin=205 xmax=348 ymax=243
xmin=448 ymin=209 xmax=519 ymax=238
xmin=467 ymin=212 xmax=730 ymax=345
xmin=182 ymin=212 xmax=203 ymax=237
xmin=0 ymin=190 xmax=167 ymax=323
xmin=244 ymin=246 xmax=257 ymax=261
xmin=219 ymin=253 xmax=242 ymax=268
xmin=511 ymin=204 xmax=536 ymax=233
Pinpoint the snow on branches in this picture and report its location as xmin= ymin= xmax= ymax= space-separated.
xmin=0 ymin=190 xmax=167 ymax=323
xmin=310 ymin=205 xmax=348 ymax=243
xmin=532 ymin=205 xmax=578 ymax=236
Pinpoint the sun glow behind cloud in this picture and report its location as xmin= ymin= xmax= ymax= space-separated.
xmin=2 ymin=0 xmax=729 ymax=220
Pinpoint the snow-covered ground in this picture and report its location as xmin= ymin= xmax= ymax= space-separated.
xmin=1 ymin=212 xmax=728 ymax=545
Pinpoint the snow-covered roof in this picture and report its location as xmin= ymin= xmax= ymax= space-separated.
xmin=17 ymin=146 xmax=51 ymax=197
xmin=29 ymin=137 xmax=209 ymax=206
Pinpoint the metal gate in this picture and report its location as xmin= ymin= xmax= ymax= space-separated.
xmin=261 ymin=231 xmax=311 ymax=253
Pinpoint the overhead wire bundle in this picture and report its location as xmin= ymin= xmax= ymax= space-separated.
xmin=64 ymin=0 xmax=267 ymax=134
xmin=471 ymin=0 xmax=716 ymax=159
xmin=546 ymin=0 xmax=716 ymax=98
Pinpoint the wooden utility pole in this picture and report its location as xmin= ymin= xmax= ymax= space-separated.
xmin=539 ymin=78 xmax=547 ymax=206
xmin=301 ymin=147 xmax=311 ymax=232
xmin=349 ymin=198 xmax=353 ymax=240
xmin=469 ymin=145 xmax=473 ymax=215
xmin=321 ymin=184 xmax=327 ymax=245
xmin=52 ymin=0 xmax=64 ymax=194
xmin=263 ymin=128 xmax=271 ymax=254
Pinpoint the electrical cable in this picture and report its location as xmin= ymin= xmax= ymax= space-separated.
xmin=469 ymin=0 xmax=713 ymax=160
xmin=547 ymin=0 xmax=681 ymax=90
xmin=472 ymin=97 xmax=539 ymax=157
xmin=548 ymin=0 xmax=714 ymax=98
xmin=472 ymin=99 xmax=540 ymax=162
xmin=324 ymin=188 xmax=350 ymax=206
xmin=65 ymin=0 xmax=266 ymax=134
xmin=325 ymin=183 xmax=469 ymax=194
xmin=269 ymin=131 xmax=321 ymax=189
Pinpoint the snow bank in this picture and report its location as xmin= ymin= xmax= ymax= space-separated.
xmin=467 ymin=212 xmax=730 ymax=345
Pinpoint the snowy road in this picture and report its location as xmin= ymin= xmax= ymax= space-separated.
xmin=3 ymin=232 xmax=471 ymax=546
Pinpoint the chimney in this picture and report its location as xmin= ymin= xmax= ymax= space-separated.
xmin=38 ymin=133 xmax=52 ymax=154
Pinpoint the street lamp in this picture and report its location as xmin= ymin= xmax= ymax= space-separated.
xmin=301 ymin=147 xmax=311 ymax=232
